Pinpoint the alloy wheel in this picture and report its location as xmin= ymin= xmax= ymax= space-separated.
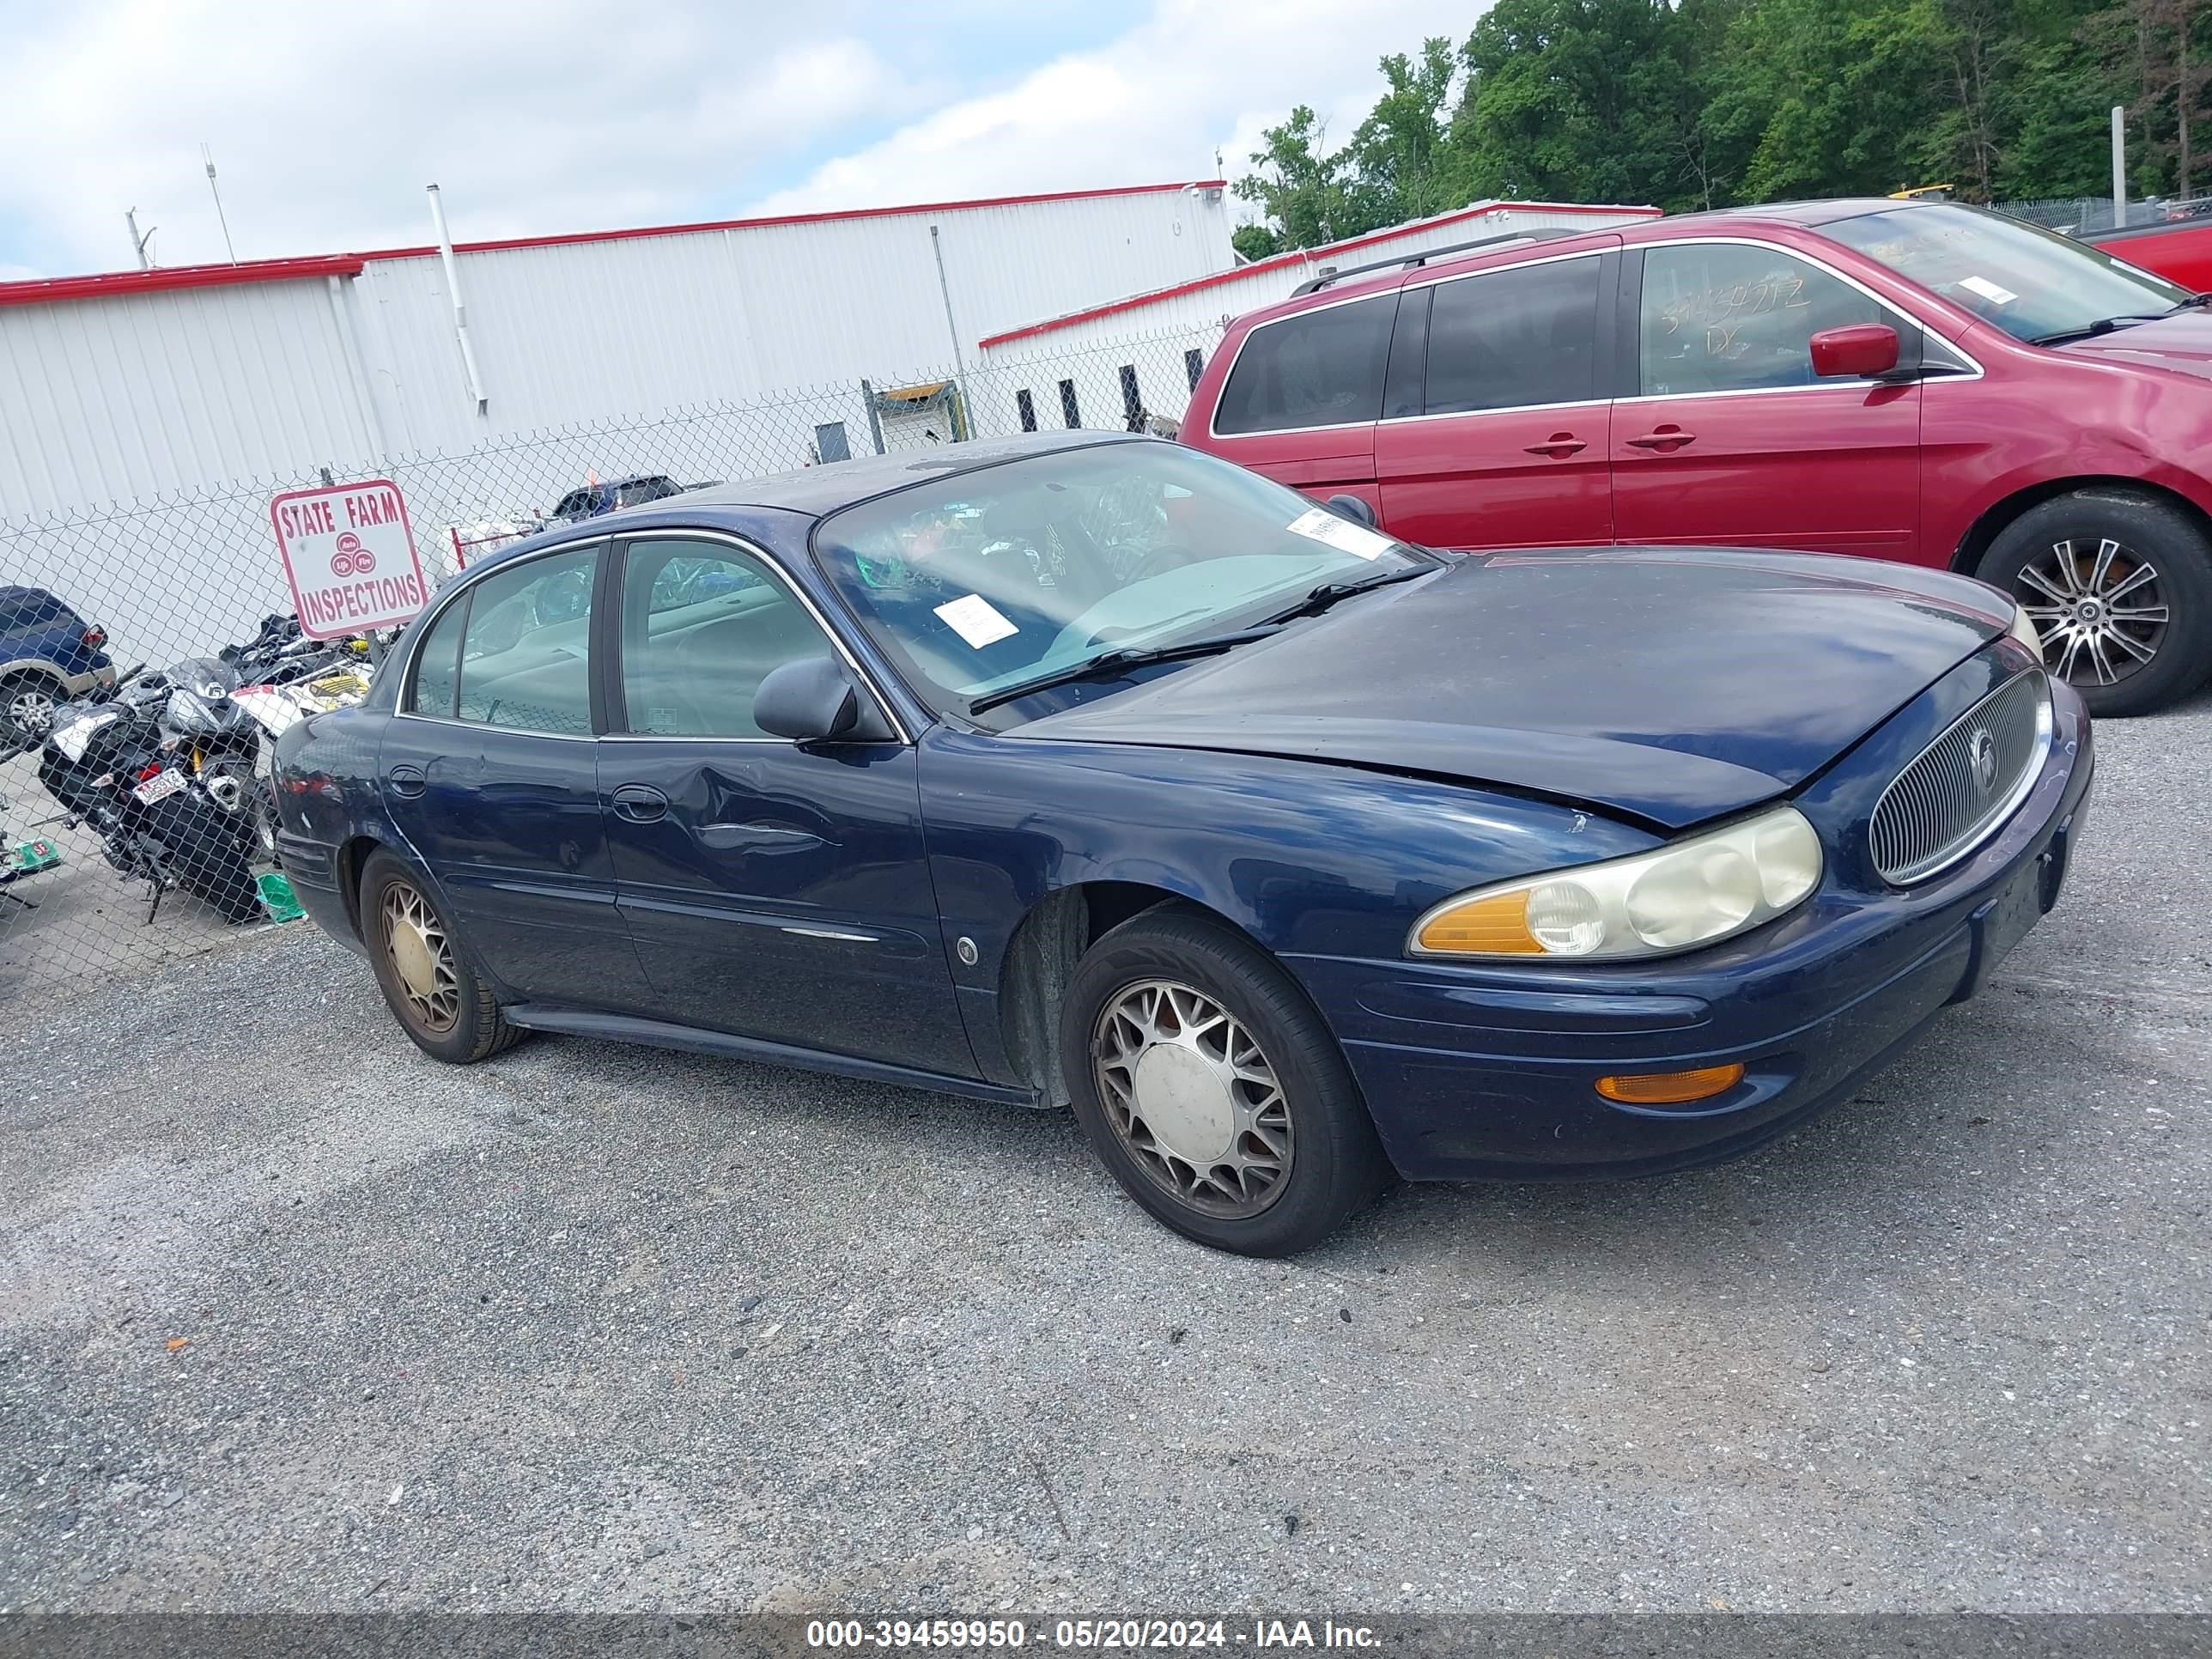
xmin=2015 ymin=537 xmax=2169 ymax=689
xmin=381 ymin=882 xmax=459 ymax=1034
xmin=5 ymin=684 xmax=56 ymax=741
xmin=1091 ymin=979 xmax=1293 ymax=1219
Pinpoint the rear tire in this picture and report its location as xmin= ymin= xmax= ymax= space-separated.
xmin=360 ymin=849 xmax=524 ymax=1064
xmin=1977 ymin=492 xmax=2212 ymax=716
xmin=1059 ymin=907 xmax=1394 ymax=1256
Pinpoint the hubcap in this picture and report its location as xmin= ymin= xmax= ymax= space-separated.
xmin=381 ymin=883 xmax=459 ymax=1033
xmin=6 ymin=687 xmax=56 ymax=738
xmin=2016 ymin=538 xmax=2169 ymax=688
xmin=1092 ymin=980 xmax=1292 ymax=1219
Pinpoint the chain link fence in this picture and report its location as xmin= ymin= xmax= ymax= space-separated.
xmin=1996 ymin=193 xmax=2212 ymax=234
xmin=0 ymin=325 xmax=1218 ymax=1000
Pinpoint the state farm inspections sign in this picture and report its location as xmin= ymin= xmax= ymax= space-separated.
xmin=270 ymin=479 xmax=430 ymax=639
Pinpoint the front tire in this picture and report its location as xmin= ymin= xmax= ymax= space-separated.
xmin=1059 ymin=908 xmax=1393 ymax=1256
xmin=360 ymin=850 xmax=524 ymax=1063
xmin=1977 ymin=493 xmax=2212 ymax=716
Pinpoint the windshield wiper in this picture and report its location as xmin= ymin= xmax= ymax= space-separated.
xmin=965 ymin=628 xmax=1278 ymax=715
xmin=2165 ymin=292 xmax=2212 ymax=313
xmin=1259 ymin=562 xmax=1437 ymax=626
xmin=2030 ymin=313 xmax=2168 ymax=346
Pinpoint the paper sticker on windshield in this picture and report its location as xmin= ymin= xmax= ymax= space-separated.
xmin=1957 ymin=275 xmax=2019 ymax=307
xmin=934 ymin=592 xmax=1018 ymax=649
xmin=1287 ymin=506 xmax=1394 ymax=561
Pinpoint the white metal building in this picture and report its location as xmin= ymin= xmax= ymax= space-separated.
xmin=966 ymin=200 xmax=1661 ymax=443
xmin=0 ymin=180 xmax=1237 ymax=520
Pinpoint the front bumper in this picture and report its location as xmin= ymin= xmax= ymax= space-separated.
xmin=1286 ymin=665 xmax=2094 ymax=1183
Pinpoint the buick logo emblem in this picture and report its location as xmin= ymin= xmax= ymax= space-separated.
xmin=1967 ymin=727 xmax=1998 ymax=793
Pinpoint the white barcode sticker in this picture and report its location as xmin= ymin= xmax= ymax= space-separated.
xmin=1287 ymin=506 xmax=1394 ymax=561
xmin=934 ymin=592 xmax=1019 ymax=648
xmin=1957 ymin=275 xmax=2019 ymax=307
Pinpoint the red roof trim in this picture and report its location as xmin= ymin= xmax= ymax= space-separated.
xmin=0 ymin=179 xmax=1228 ymax=306
xmin=0 ymin=254 xmax=366 ymax=309
xmin=975 ymin=201 xmax=1663 ymax=349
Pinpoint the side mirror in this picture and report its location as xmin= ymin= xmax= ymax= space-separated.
xmin=753 ymin=655 xmax=884 ymax=744
xmin=1323 ymin=493 xmax=1379 ymax=529
xmin=1810 ymin=323 xmax=1901 ymax=379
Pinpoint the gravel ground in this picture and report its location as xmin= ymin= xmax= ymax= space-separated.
xmin=1 ymin=685 xmax=2207 ymax=1616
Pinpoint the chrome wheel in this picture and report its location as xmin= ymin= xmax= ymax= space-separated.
xmin=2016 ymin=538 xmax=2169 ymax=689
xmin=4 ymin=683 xmax=57 ymax=741
xmin=1092 ymin=979 xmax=1292 ymax=1219
xmin=381 ymin=882 xmax=459 ymax=1033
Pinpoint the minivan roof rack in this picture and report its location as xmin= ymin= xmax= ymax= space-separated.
xmin=1287 ymin=228 xmax=1580 ymax=296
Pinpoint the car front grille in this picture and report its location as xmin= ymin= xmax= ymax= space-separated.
xmin=1869 ymin=668 xmax=2052 ymax=885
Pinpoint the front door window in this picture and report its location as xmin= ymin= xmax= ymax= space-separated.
xmin=1638 ymin=244 xmax=1886 ymax=396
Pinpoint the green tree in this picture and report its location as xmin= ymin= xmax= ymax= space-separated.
xmin=1449 ymin=0 xmax=1712 ymax=210
xmin=1231 ymin=223 xmax=1283 ymax=261
xmin=1231 ymin=106 xmax=1364 ymax=248
xmin=1346 ymin=39 xmax=1466 ymax=224
xmin=1225 ymin=0 xmax=2184 ymax=243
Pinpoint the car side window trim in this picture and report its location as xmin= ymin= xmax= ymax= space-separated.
xmin=1618 ymin=235 xmax=1985 ymax=401
xmin=605 ymin=527 xmax=911 ymax=746
xmin=394 ymin=536 xmax=608 ymax=741
xmin=1381 ymin=285 xmax=1431 ymax=420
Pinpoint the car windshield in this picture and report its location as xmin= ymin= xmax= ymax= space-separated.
xmin=815 ymin=441 xmax=1427 ymax=722
xmin=1826 ymin=203 xmax=2192 ymax=343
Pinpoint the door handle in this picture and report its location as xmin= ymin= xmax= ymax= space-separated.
xmin=1626 ymin=426 xmax=1696 ymax=450
xmin=387 ymin=763 xmax=427 ymax=799
xmin=1522 ymin=433 xmax=1587 ymax=457
xmin=611 ymin=783 xmax=669 ymax=823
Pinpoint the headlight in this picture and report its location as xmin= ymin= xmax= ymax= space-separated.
xmin=1409 ymin=805 xmax=1824 ymax=961
xmin=2007 ymin=604 xmax=2045 ymax=665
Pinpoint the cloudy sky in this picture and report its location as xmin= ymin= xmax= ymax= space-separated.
xmin=0 ymin=0 xmax=1480 ymax=280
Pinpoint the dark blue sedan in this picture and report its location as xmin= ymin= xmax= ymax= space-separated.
xmin=272 ymin=432 xmax=2093 ymax=1255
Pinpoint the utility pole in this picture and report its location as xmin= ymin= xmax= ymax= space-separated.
xmin=203 ymin=143 xmax=238 ymax=263
xmin=2181 ymin=6 xmax=2194 ymax=202
xmin=124 ymin=208 xmax=155 ymax=270
xmin=2114 ymin=105 xmax=2130 ymax=228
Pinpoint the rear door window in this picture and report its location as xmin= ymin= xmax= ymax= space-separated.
xmin=1422 ymin=256 xmax=1604 ymax=415
xmin=1212 ymin=294 xmax=1398 ymax=435
xmin=420 ymin=547 xmax=599 ymax=735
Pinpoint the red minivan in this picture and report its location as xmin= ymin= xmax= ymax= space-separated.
xmin=1182 ymin=198 xmax=2212 ymax=715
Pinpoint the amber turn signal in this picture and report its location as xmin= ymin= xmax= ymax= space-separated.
xmin=1594 ymin=1064 xmax=1746 ymax=1105
xmin=1411 ymin=890 xmax=1546 ymax=955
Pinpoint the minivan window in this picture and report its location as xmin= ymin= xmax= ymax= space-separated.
xmin=1638 ymin=244 xmax=1883 ymax=395
xmin=1213 ymin=294 xmax=1397 ymax=435
xmin=1424 ymin=256 xmax=1602 ymax=415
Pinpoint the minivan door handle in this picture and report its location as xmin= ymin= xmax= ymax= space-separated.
xmin=387 ymin=763 xmax=427 ymax=799
xmin=1522 ymin=433 xmax=1587 ymax=458
xmin=1626 ymin=426 xmax=1696 ymax=450
xmin=610 ymin=783 xmax=669 ymax=823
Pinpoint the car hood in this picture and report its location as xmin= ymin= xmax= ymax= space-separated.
xmin=2052 ymin=311 xmax=2212 ymax=378
xmin=1013 ymin=547 xmax=2007 ymax=831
